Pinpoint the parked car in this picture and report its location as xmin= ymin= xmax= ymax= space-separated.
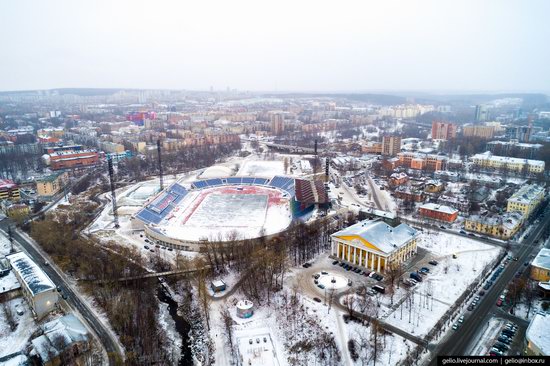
xmin=467 ymin=304 xmax=474 ymax=311
xmin=410 ymin=272 xmax=423 ymax=282
xmin=317 ymin=284 xmax=325 ymax=290
xmin=372 ymin=285 xmax=385 ymax=294
xmin=496 ymin=299 xmax=503 ymax=307
xmin=144 ymin=245 xmax=149 ymax=249
xmin=479 ymin=290 xmax=485 ymax=296
xmin=498 ymin=336 xmax=512 ymax=345
xmin=374 ymin=274 xmax=384 ymax=281
xmin=429 ymin=260 xmax=438 ymax=266
xmin=420 ymin=267 xmax=430 ymax=273
xmin=366 ymin=289 xmax=377 ymax=296
xmin=313 ymin=297 xmax=322 ymax=303
xmin=314 ymin=274 xmax=320 ymax=279
xmin=458 ymin=315 xmax=464 ymax=323
xmin=452 ymin=323 xmax=459 ymax=330
xmin=332 ymin=260 xmax=339 ymax=265
xmin=303 ymin=263 xmax=312 ymax=268
xmin=321 ymin=271 xmax=329 ymax=275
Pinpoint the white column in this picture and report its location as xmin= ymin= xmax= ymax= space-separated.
xmin=370 ymin=252 xmax=375 ymax=271
xmin=353 ymin=246 xmax=357 ymax=264
xmin=359 ymin=249 xmax=363 ymax=267
xmin=331 ymin=240 xmax=335 ymax=256
xmin=377 ymin=255 xmax=381 ymax=272
xmin=347 ymin=244 xmax=351 ymax=262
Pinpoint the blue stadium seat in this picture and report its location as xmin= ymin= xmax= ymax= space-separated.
xmin=241 ymin=177 xmax=255 ymax=184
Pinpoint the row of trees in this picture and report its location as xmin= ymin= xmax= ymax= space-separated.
xmin=117 ymin=141 xmax=241 ymax=181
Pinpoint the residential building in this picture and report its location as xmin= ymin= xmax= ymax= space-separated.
xmin=418 ymin=203 xmax=458 ymax=222
xmin=6 ymin=252 xmax=58 ymax=319
xmin=424 ymin=180 xmax=444 ymax=193
xmin=30 ymin=314 xmax=90 ymax=366
xmin=431 ymin=121 xmax=457 ymax=140
xmin=505 ymin=126 xmax=531 ymax=142
xmin=471 ymin=152 xmax=545 ymax=174
xmin=530 ymin=248 xmax=550 ymax=282
xmin=0 ymin=179 xmax=20 ymax=201
xmin=506 ymin=184 xmax=545 ymax=218
xmin=463 ymin=212 xmax=523 ymax=240
xmin=394 ymin=186 xmax=426 ymax=202
xmin=36 ymin=172 xmax=69 ymax=199
xmin=270 ymin=113 xmax=285 ymax=135
xmin=362 ymin=141 xmax=382 ymax=154
xmin=487 ymin=140 xmax=542 ymax=159
xmin=382 ymin=157 xmax=401 ymax=170
xmin=331 ymin=219 xmax=419 ymax=272
xmin=462 ymin=124 xmax=495 ymax=139
xmin=525 ymin=312 xmax=550 ymax=356
xmin=474 ymin=105 xmax=488 ymax=122
xmin=398 ymin=152 xmax=446 ymax=171
xmin=382 ymin=135 xmax=401 ymax=156
xmin=389 ymin=173 xmax=408 ymax=186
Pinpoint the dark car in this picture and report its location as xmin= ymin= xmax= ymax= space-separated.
xmin=410 ymin=272 xmax=423 ymax=282
xmin=332 ymin=260 xmax=339 ymax=265
xmin=494 ymin=342 xmax=509 ymax=352
xmin=460 ymin=230 xmax=466 ymax=234
xmin=374 ymin=274 xmax=384 ymax=281
xmin=420 ymin=267 xmax=430 ymax=273
xmin=313 ymin=297 xmax=322 ymax=303
xmin=467 ymin=304 xmax=474 ymax=311
xmin=303 ymin=263 xmax=311 ymax=268
xmin=144 ymin=245 xmax=149 ymax=249
xmin=468 ymin=233 xmax=476 ymax=237
xmin=501 ymin=330 xmax=515 ymax=337
xmin=429 ymin=260 xmax=438 ymax=266
xmin=498 ymin=336 xmax=512 ymax=345
xmin=339 ymin=262 xmax=345 ymax=267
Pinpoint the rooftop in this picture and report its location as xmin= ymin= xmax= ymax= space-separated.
xmin=526 ymin=312 xmax=550 ymax=355
xmin=467 ymin=212 xmax=523 ymax=230
xmin=471 ymin=151 xmax=545 ymax=167
xmin=0 ymin=179 xmax=17 ymax=190
xmin=6 ymin=252 xmax=56 ymax=296
xmin=532 ymin=248 xmax=550 ymax=270
xmin=508 ymin=184 xmax=545 ymax=205
xmin=31 ymin=314 xmax=89 ymax=363
xmin=332 ymin=219 xmax=418 ymax=254
xmin=419 ymin=203 xmax=458 ymax=215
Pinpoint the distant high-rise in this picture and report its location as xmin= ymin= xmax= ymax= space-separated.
xmin=475 ymin=105 xmax=488 ymax=122
xmin=505 ymin=126 xmax=531 ymax=142
xmin=382 ymin=135 xmax=401 ymax=156
xmin=431 ymin=121 xmax=457 ymax=140
xmin=270 ymin=113 xmax=285 ymax=135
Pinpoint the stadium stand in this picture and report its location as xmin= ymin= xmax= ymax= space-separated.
xmin=136 ymin=183 xmax=188 ymax=225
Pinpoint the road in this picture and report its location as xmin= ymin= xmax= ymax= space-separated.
xmin=427 ymin=210 xmax=550 ymax=363
xmin=0 ymin=218 xmax=124 ymax=365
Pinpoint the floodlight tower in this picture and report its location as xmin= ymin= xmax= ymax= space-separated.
xmin=157 ymin=139 xmax=164 ymax=191
xmin=108 ymin=158 xmax=119 ymax=228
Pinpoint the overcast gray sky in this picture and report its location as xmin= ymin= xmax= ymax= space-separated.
xmin=1 ymin=0 xmax=549 ymax=93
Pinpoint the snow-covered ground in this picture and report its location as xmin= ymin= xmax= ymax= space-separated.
xmin=384 ymin=232 xmax=501 ymax=337
xmin=237 ymin=160 xmax=285 ymax=177
xmin=0 ymin=298 xmax=38 ymax=358
xmin=469 ymin=317 xmax=505 ymax=355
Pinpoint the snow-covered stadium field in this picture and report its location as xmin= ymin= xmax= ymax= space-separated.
xmin=155 ymin=185 xmax=293 ymax=242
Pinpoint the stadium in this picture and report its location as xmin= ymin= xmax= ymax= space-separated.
xmin=131 ymin=175 xmax=329 ymax=251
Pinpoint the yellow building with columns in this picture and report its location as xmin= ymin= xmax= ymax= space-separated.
xmin=331 ymin=219 xmax=419 ymax=272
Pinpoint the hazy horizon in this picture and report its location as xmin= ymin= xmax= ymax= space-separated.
xmin=1 ymin=0 xmax=550 ymax=93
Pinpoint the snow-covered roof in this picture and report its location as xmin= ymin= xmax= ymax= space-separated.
xmin=332 ymin=219 xmax=418 ymax=254
xmin=419 ymin=203 xmax=458 ymax=215
xmin=508 ymin=184 xmax=545 ymax=205
xmin=466 ymin=212 xmax=522 ymax=230
xmin=0 ymin=179 xmax=17 ymax=190
xmin=211 ymin=280 xmax=225 ymax=287
xmin=471 ymin=151 xmax=545 ymax=167
xmin=532 ymin=248 xmax=550 ymax=270
xmin=31 ymin=314 xmax=89 ymax=363
xmin=6 ymin=252 xmax=55 ymax=296
xmin=526 ymin=312 xmax=550 ymax=355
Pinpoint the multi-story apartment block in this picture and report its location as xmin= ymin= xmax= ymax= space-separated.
xmin=471 ymin=152 xmax=545 ymax=174
xmin=506 ymin=184 xmax=545 ymax=218
xmin=463 ymin=211 xmax=523 ymax=240
xmin=431 ymin=121 xmax=457 ymax=140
